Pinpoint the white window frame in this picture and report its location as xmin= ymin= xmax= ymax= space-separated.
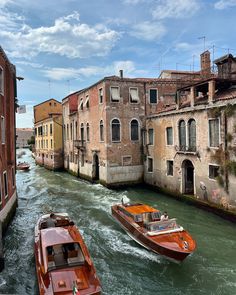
xmin=85 ymin=95 xmax=89 ymax=109
xmin=1 ymin=116 xmax=5 ymax=144
xmin=166 ymin=160 xmax=174 ymax=177
xmin=111 ymin=118 xmax=121 ymax=143
xmin=147 ymin=157 xmax=154 ymax=173
xmin=110 ymin=86 xmax=120 ymax=102
xmin=79 ymin=98 xmax=83 ymax=110
xmin=3 ymin=171 xmax=8 ymax=199
xmin=130 ymin=118 xmax=140 ymax=141
xmin=208 ymin=163 xmax=220 ymax=181
xmin=149 ymin=88 xmax=158 ymax=104
xmin=129 ymin=87 xmax=139 ymax=103
xmin=208 ymin=118 xmax=220 ymax=148
xmin=99 ymin=88 xmax=103 ymax=104
xmin=0 ymin=66 xmax=4 ymax=95
xmin=166 ymin=126 xmax=173 ymax=146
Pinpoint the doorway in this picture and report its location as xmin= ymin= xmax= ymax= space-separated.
xmin=182 ymin=160 xmax=194 ymax=195
xmin=92 ymin=153 xmax=99 ymax=181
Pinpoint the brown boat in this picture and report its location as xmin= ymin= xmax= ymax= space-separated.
xmin=34 ymin=213 xmax=102 ymax=295
xmin=111 ymin=202 xmax=196 ymax=263
xmin=16 ymin=162 xmax=30 ymax=171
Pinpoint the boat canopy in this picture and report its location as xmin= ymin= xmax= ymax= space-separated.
xmin=124 ymin=204 xmax=159 ymax=215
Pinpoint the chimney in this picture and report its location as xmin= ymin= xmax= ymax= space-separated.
xmin=119 ymin=70 xmax=123 ymax=79
xmin=200 ymin=50 xmax=211 ymax=77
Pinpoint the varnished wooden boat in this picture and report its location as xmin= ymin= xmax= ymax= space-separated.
xmin=16 ymin=162 xmax=30 ymax=170
xmin=34 ymin=213 xmax=102 ymax=294
xmin=111 ymin=202 xmax=196 ymax=262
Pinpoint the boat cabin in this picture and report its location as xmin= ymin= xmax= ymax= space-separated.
xmin=119 ymin=204 xmax=161 ymax=224
xmin=40 ymin=227 xmax=86 ymax=273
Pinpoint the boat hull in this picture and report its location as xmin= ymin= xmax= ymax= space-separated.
xmin=112 ymin=205 xmax=195 ymax=263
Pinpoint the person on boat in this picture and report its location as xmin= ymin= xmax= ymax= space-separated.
xmin=160 ymin=211 xmax=169 ymax=221
xmin=46 ymin=213 xmax=57 ymax=228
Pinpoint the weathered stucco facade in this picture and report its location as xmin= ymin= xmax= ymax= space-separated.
xmin=34 ymin=99 xmax=63 ymax=170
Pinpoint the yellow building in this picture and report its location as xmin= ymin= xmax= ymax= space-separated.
xmin=34 ymin=99 xmax=63 ymax=170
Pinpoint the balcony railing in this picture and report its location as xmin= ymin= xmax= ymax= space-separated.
xmin=74 ymin=139 xmax=86 ymax=150
xmin=175 ymin=145 xmax=198 ymax=155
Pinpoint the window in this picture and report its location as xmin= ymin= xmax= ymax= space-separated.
xmin=12 ymin=166 xmax=15 ymax=188
xmin=188 ymin=119 xmax=196 ymax=151
xmin=130 ymin=119 xmax=139 ymax=141
xmin=85 ymin=95 xmax=89 ymax=108
xmin=63 ymin=125 xmax=66 ymax=141
xmin=35 ymin=128 xmax=37 ymax=136
xmin=179 ymin=120 xmax=186 ymax=151
xmin=46 ymin=140 xmax=48 ymax=149
xmin=46 ymin=125 xmax=48 ymax=136
xmin=100 ymin=120 xmax=104 ymax=141
xmin=75 ymin=121 xmax=78 ymax=140
xmin=129 ymin=87 xmax=139 ymax=103
xmin=148 ymin=128 xmax=154 ymax=145
xmin=209 ymin=118 xmax=220 ymax=147
xmin=70 ymin=123 xmax=73 ymax=140
xmin=122 ymin=156 xmax=132 ymax=166
xmin=50 ymin=123 xmax=53 ymax=135
xmin=150 ymin=89 xmax=158 ymax=104
xmin=3 ymin=171 xmax=8 ymax=198
xmin=167 ymin=160 xmax=174 ymax=176
xmin=51 ymin=139 xmax=53 ymax=149
xmin=86 ymin=123 xmax=90 ymax=141
xmin=67 ymin=124 xmax=69 ymax=140
xmin=147 ymin=157 xmax=153 ymax=172
xmin=110 ymin=86 xmax=120 ymax=102
xmin=79 ymin=98 xmax=83 ymax=110
xmin=111 ymin=119 xmax=120 ymax=142
xmin=99 ymin=88 xmax=103 ymax=103
xmin=166 ymin=127 xmax=173 ymax=145
xmin=81 ymin=123 xmax=84 ymax=141
xmin=1 ymin=116 xmax=5 ymax=144
xmin=209 ymin=165 xmax=219 ymax=180
xmin=0 ymin=67 xmax=4 ymax=95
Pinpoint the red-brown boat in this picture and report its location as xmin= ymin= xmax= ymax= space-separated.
xmin=112 ymin=202 xmax=196 ymax=263
xmin=16 ymin=162 xmax=30 ymax=171
xmin=34 ymin=213 xmax=102 ymax=295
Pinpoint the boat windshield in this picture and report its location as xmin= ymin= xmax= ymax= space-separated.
xmin=46 ymin=242 xmax=85 ymax=271
xmin=146 ymin=219 xmax=178 ymax=232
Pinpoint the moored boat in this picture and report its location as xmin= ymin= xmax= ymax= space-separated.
xmin=34 ymin=213 xmax=101 ymax=295
xmin=16 ymin=161 xmax=30 ymax=171
xmin=111 ymin=202 xmax=196 ymax=263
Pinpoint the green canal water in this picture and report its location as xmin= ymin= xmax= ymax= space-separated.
xmin=0 ymin=150 xmax=236 ymax=295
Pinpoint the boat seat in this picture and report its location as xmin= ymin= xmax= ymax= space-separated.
xmin=67 ymin=250 xmax=85 ymax=265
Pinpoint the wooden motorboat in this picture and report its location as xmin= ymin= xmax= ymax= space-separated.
xmin=34 ymin=213 xmax=102 ymax=295
xmin=16 ymin=162 xmax=30 ymax=170
xmin=112 ymin=202 xmax=196 ymax=263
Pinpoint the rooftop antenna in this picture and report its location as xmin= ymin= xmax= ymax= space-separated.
xmin=48 ymin=79 xmax=51 ymax=99
xmin=198 ymin=36 xmax=206 ymax=51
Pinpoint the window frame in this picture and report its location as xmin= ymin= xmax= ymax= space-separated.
xmin=166 ymin=127 xmax=173 ymax=146
xmin=3 ymin=171 xmax=8 ymax=199
xmin=0 ymin=66 xmax=4 ymax=95
xmin=208 ymin=118 xmax=220 ymax=148
xmin=130 ymin=119 xmax=139 ymax=141
xmin=86 ymin=123 xmax=90 ymax=142
xmin=1 ymin=116 xmax=5 ymax=144
xmin=100 ymin=120 xmax=104 ymax=142
xmin=110 ymin=86 xmax=120 ymax=102
xmin=129 ymin=87 xmax=139 ymax=104
xmin=147 ymin=157 xmax=153 ymax=173
xmin=166 ymin=160 xmax=174 ymax=176
xmin=99 ymin=88 xmax=103 ymax=104
xmin=148 ymin=128 xmax=154 ymax=145
xmin=149 ymin=88 xmax=158 ymax=104
xmin=111 ymin=118 xmax=121 ymax=142
xmin=209 ymin=164 xmax=220 ymax=180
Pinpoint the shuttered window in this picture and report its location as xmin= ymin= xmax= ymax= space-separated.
xmin=188 ymin=119 xmax=196 ymax=151
xmin=110 ymin=86 xmax=120 ymax=102
xmin=209 ymin=119 xmax=220 ymax=147
xmin=150 ymin=89 xmax=158 ymax=104
xmin=179 ymin=120 xmax=186 ymax=151
xmin=129 ymin=87 xmax=139 ymax=103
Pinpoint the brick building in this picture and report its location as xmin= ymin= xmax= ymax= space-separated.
xmin=34 ymin=99 xmax=63 ymax=170
xmin=16 ymin=128 xmax=34 ymax=148
xmin=0 ymin=46 xmax=17 ymax=271
xmin=145 ymin=54 xmax=236 ymax=211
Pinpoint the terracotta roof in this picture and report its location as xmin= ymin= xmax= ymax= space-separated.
xmin=124 ymin=204 xmax=158 ymax=215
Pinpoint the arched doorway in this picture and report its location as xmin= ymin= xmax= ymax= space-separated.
xmin=92 ymin=153 xmax=99 ymax=181
xmin=182 ymin=160 xmax=194 ymax=194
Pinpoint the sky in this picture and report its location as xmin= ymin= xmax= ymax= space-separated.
xmin=1 ymin=0 xmax=236 ymax=128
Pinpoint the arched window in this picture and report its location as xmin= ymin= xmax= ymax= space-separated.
xmin=80 ymin=123 xmax=84 ymax=141
xmin=100 ymin=120 xmax=104 ymax=141
xmin=86 ymin=123 xmax=90 ymax=141
xmin=179 ymin=120 xmax=186 ymax=151
xmin=66 ymin=124 xmax=69 ymax=140
xmin=130 ymin=119 xmax=139 ymax=141
xmin=111 ymin=119 xmax=120 ymax=142
xmin=70 ymin=123 xmax=73 ymax=140
xmin=188 ymin=119 xmax=196 ymax=151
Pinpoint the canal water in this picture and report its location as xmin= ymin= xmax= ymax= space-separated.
xmin=0 ymin=150 xmax=236 ymax=295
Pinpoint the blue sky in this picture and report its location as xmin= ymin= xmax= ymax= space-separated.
xmin=1 ymin=0 xmax=236 ymax=127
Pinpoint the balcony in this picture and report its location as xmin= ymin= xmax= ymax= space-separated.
xmin=74 ymin=139 xmax=86 ymax=150
xmin=175 ymin=145 xmax=199 ymax=156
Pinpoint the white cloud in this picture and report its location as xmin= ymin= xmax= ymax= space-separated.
xmin=123 ymin=0 xmax=148 ymax=4
xmin=130 ymin=21 xmax=166 ymax=41
xmin=0 ymin=0 xmax=12 ymax=7
xmin=214 ymin=0 xmax=236 ymax=9
xmin=152 ymin=0 xmax=200 ymax=19
xmin=0 ymin=11 xmax=120 ymax=59
xmin=42 ymin=60 xmax=137 ymax=81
